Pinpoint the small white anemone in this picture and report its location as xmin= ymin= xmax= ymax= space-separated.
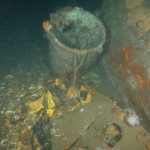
xmin=98 ymin=105 xmax=102 ymax=109
xmin=127 ymin=113 xmax=140 ymax=126
xmin=80 ymin=108 xmax=84 ymax=112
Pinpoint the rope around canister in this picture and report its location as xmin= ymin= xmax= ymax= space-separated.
xmin=73 ymin=51 xmax=77 ymax=83
xmin=73 ymin=51 xmax=86 ymax=83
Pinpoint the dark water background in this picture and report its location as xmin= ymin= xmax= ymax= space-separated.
xmin=0 ymin=0 xmax=103 ymax=82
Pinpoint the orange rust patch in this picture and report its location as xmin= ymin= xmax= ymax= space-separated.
xmin=131 ymin=64 xmax=150 ymax=90
xmin=110 ymin=45 xmax=133 ymax=68
xmin=119 ymin=45 xmax=133 ymax=67
xmin=5 ymin=119 xmax=11 ymax=126
xmin=146 ymin=80 xmax=150 ymax=87
xmin=142 ymin=95 xmax=147 ymax=102
xmin=90 ymin=90 xmax=100 ymax=95
xmin=111 ymin=108 xmax=119 ymax=114
xmin=69 ymin=119 xmax=75 ymax=124
xmin=119 ymin=69 xmax=128 ymax=78
xmin=64 ymin=144 xmax=72 ymax=150
xmin=135 ymin=74 xmax=144 ymax=89
xmin=86 ymin=51 xmax=92 ymax=55
xmin=120 ymin=73 xmax=125 ymax=78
